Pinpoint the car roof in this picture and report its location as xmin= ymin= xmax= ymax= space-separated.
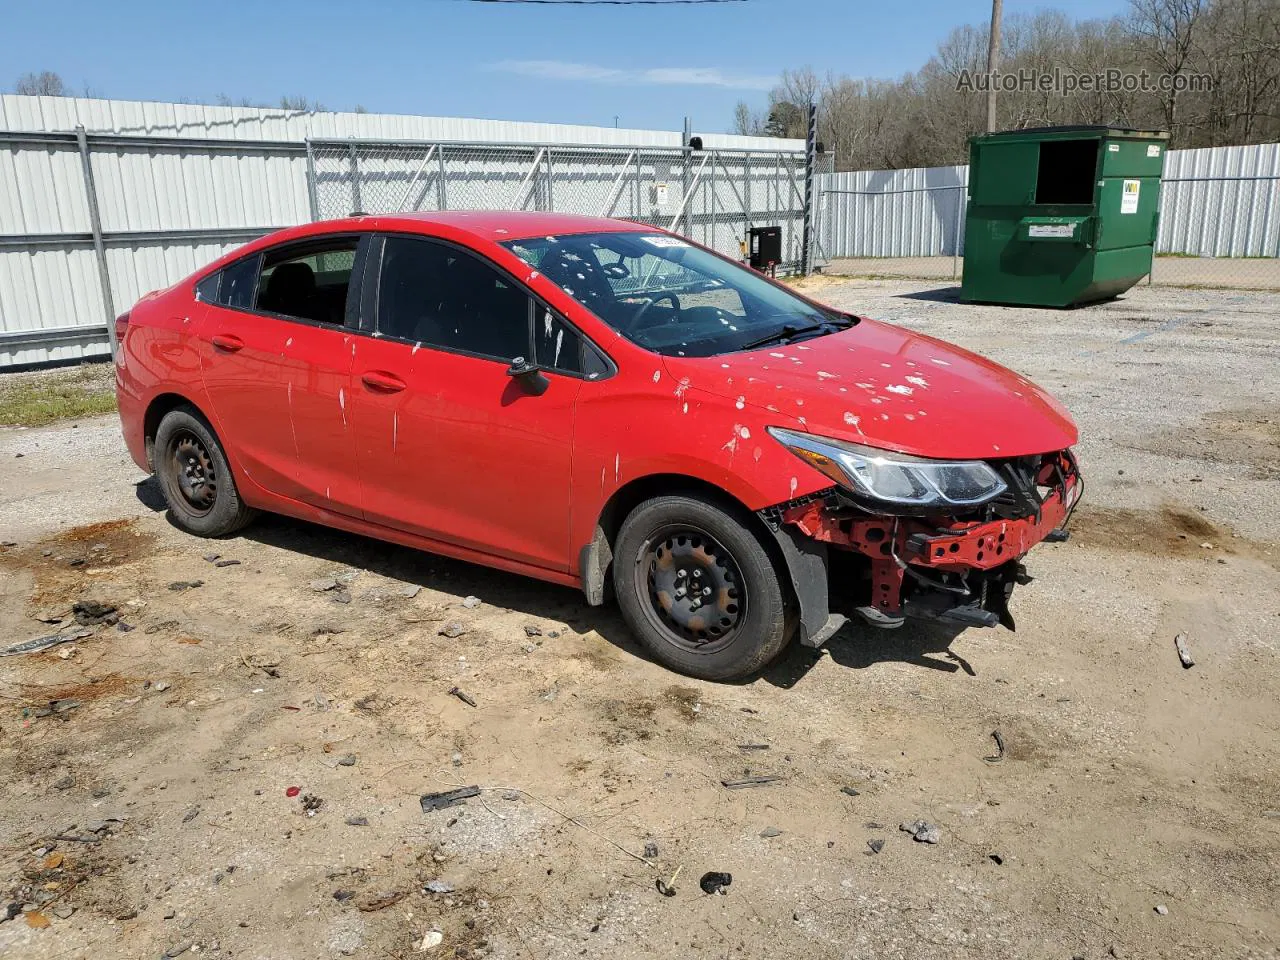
xmin=341 ymin=210 xmax=653 ymax=242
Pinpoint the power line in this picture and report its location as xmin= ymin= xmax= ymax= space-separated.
xmin=452 ymin=0 xmax=749 ymax=5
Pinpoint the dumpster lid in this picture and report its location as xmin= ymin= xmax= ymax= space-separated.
xmin=974 ymin=125 xmax=1170 ymax=143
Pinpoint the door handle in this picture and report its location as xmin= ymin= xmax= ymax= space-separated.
xmin=361 ymin=370 xmax=407 ymax=393
xmin=210 ymin=334 xmax=244 ymax=352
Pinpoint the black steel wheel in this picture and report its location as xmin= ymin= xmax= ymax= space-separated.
xmin=154 ymin=406 xmax=256 ymax=537
xmin=643 ymin=525 xmax=746 ymax=653
xmin=614 ymin=494 xmax=792 ymax=681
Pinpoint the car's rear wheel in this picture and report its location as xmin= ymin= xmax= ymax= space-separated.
xmin=154 ymin=407 xmax=256 ymax=537
xmin=613 ymin=494 xmax=791 ymax=681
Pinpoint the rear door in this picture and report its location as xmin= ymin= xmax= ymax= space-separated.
xmin=197 ymin=234 xmax=368 ymax=518
xmin=349 ymin=233 xmax=603 ymax=572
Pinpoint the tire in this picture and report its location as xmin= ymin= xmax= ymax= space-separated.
xmin=613 ymin=494 xmax=792 ymax=681
xmin=153 ymin=406 xmax=256 ymax=538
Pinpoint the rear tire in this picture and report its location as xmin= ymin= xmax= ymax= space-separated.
xmin=613 ymin=494 xmax=791 ymax=681
xmin=154 ymin=407 xmax=256 ymax=537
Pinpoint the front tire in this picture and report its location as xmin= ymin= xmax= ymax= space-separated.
xmin=613 ymin=494 xmax=791 ymax=681
xmin=154 ymin=407 xmax=256 ymax=537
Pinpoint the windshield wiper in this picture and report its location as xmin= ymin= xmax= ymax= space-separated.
xmin=739 ymin=315 xmax=853 ymax=351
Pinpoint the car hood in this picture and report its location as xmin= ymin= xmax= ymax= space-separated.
xmin=661 ymin=318 xmax=1078 ymax=460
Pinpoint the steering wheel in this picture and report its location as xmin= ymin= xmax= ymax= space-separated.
xmin=627 ymin=292 xmax=682 ymax=331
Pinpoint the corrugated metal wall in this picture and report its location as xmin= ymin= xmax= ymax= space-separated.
xmin=817 ymin=142 xmax=1280 ymax=261
xmin=0 ymin=95 xmax=804 ymax=367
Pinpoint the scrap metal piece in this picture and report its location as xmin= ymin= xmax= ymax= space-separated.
xmin=419 ymin=786 xmax=480 ymax=813
xmin=721 ymin=775 xmax=785 ymax=790
xmin=2 ymin=628 xmax=92 ymax=657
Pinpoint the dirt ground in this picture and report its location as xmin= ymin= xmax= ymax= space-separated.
xmin=1 ymin=278 xmax=1278 ymax=960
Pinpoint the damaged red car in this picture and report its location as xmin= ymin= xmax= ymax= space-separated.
xmin=116 ymin=212 xmax=1081 ymax=680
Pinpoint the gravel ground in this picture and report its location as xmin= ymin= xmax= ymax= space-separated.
xmin=0 ymin=278 xmax=1276 ymax=960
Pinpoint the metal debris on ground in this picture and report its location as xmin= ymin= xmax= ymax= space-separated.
xmin=721 ymin=775 xmax=784 ymax=789
xmin=1174 ymin=633 xmax=1195 ymax=668
xmin=699 ymin=871 xmax=732 ymax=895
xmin=420 ymin=786 xmax=481 ymax=813
xmin=737 ymin=743 xmax=770 ymax=751
xmin=448 ymin=686 xmax=477 ymax=707
xmin=867 ymin=838 xmax=885 ymax=854
xmin=840 ymin=786 xmax=860 ymax=797
xmin=214 ymin=559 xmax=241 ymax=568
xmin=423 ymin=880 xmax=455 ymax=894
xmin=523 ymin=624 xmax=542 ymax=637
xmin=438 ymin=621 xmax=467 ymax=638
xmin=28 ymin=699 xmax=82 ymax=719
xmin=167 ymin=580 xmax=204 ymax=592
xmin=345 ymin=816 xmax=369 ymax=827
xmin=985 ymin=729 xmax=1006 ymax=763
xmin=900 ymin=820 xmax=942 ymax=844
xmin=182 ymin=806 xmax=200 ymax=823
xmin=3 ymin=628 xmax=92 ymax=657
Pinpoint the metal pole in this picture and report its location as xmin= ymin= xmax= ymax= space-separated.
xmin=75 ymin=125 xmax=117 ymax=355
xmin=986 ymin=0 xmax=1003 ymax=132
xmin=436 ymin=144 xmax=447 ymax=210
xmin=634 ymin=149 xmax=643 ymax=219
xmin=545 ymin=148 xmax=555 ymax=212
xmin=743 ymin=152 xmax=752 ymax=260
xmin=952 ymin=179 xmax=965 ymax=280
xmin=682 ymin=116 xmax=692 ymax=237
xmin=709 ymin=150 xmax=718 ymax=253
xmin=347 ymin=141 xmax=362 ymax=213
xmin=801 ymin=103 xmax=817 ymax=276
xmin=305 ymin=139 xmax=321 ymax=221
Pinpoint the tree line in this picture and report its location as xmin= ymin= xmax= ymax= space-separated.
xmin=11 ymin=72 xmax=366 ymax=114
xmin=733 ymin=0 xmax=1280 ymax=171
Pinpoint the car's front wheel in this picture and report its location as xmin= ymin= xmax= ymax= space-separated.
xmin=154 ymin=406 xmax=256 ymax=537
xmin=613 ymin=494 xmax=792 ymax=681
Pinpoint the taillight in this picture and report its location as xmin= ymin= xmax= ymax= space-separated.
xmin=114 ymin=311 xmax=130 ymax=344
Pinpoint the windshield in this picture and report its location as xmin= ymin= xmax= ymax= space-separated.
xmin=502 ymin=232 xmax=853 ymax=357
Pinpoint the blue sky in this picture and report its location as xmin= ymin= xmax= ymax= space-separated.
xmin=7 ymin=0 xmax=1125 ymax=132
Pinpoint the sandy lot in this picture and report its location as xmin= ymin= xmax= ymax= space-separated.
xmin=1 ymin=278 xmax=1277 ymax=960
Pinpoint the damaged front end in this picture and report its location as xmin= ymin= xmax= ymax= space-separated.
xmin=760 ymin=442 xmax=1082 ymax=647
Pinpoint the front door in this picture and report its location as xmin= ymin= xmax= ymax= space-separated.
xmin=197 ymin=235 xmax=366 ymax=518
xmin=349 ymin=234 xmax=587 ymax=572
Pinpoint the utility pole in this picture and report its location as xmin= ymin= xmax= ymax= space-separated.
xmin=986 ymin=0 xmax=1003 ymax=132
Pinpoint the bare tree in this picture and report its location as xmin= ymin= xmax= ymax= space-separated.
xmin=1127 ymin=0 xmax=1208 ymax=134
xmin=14 ymin=71 xmax=67 ymax=96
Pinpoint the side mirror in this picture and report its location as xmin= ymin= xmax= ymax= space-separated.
xmin=505 ymin=356 xmax=550 ymax=395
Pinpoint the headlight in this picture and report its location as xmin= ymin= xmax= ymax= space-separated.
xmin=767 ymin=427 xmax=1007 ymax=509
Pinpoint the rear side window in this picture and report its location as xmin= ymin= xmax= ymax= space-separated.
xmin=218 ymin=256 xmax=259 ymax=310
xmin=377 ymin=236 xmax=531 ymax=362
xmin=257 ymin=240 xmax=358 ymax=326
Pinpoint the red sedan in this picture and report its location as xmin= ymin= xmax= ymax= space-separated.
xmin=115 ymin=212 xmax=1081 ymax=680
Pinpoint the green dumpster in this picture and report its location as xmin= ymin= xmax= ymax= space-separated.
xmin=960 ymin=125 xmax=1169 ymax=307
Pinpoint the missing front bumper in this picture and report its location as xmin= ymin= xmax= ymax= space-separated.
xmin=763 ymin=451 xmax=1081 ymax=645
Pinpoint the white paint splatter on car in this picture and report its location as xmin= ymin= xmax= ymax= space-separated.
xmin=338 ymin=388 xmax=347 ymax=426
xmin=905 ymin=375 xmax=929 ymax=388
xmin=885 ymin=384 xmax=914 ymax=396
xmin=735 ymin=396 xmax=745 ymax=409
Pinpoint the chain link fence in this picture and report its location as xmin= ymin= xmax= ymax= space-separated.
xmin=306 ymin=139 xmax=833 ymax=271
